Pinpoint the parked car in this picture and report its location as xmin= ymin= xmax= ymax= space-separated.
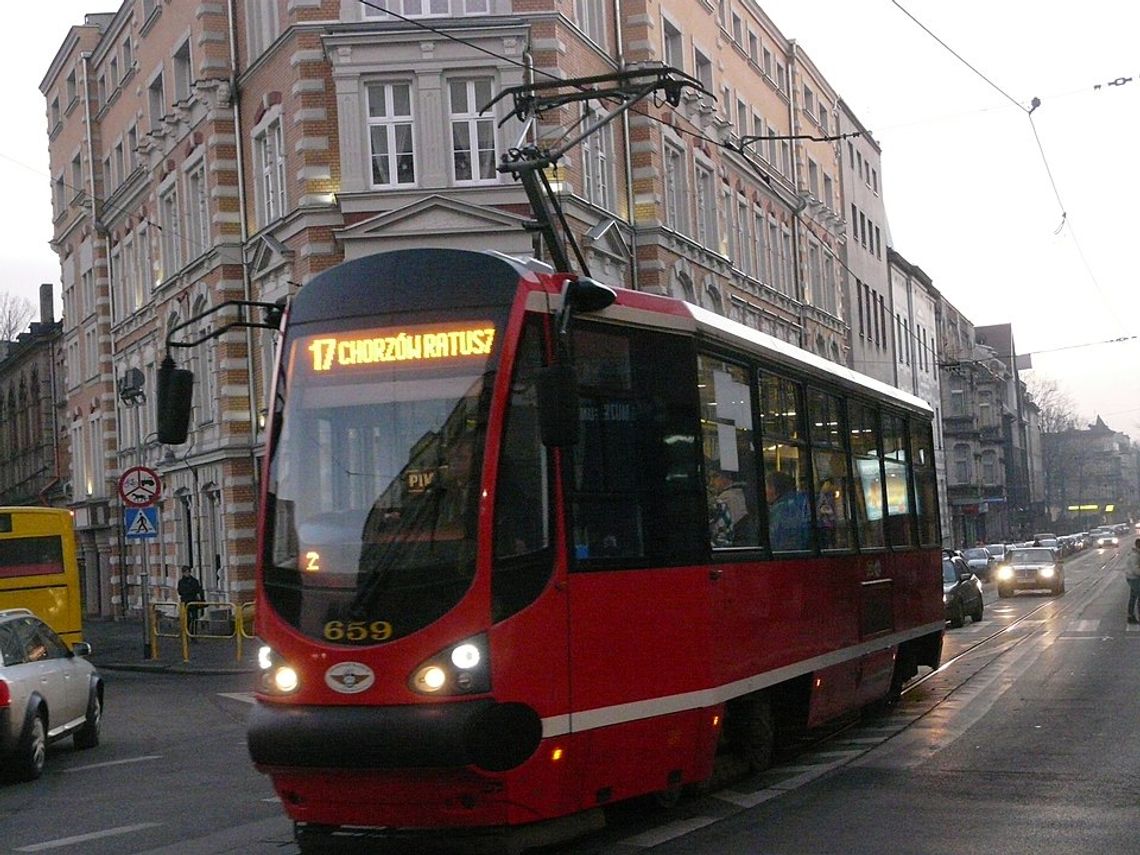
xmin=0 ymin=608 xmax=103 ymax=781
xmin=943 ymin=555 xmax=984 ymax=628
xmin=994 ymin=547 xmax=1066 ymax=597
xmin=960 ymin=547 xmax=996 ymax=581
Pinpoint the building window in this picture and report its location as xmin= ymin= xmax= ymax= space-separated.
xmin=979 ymin=390 xmax=994 ymax=426
xmin=66 ymin=71 xmax=77 ymax=106
xmin=575 ymin=0 xmax=605 ymax=44
xmin=148 ymin=72 xmax=165 ymax=131
xmin=185 ymin=161 xmax=209 ymax=259
xmin=803 ymin=86 xmax=814 ymax=117
xmin=173 ymin=39 xmax=192 ymax=103
xmin=253 ymin=116 xmax=286 ymax=224
xmin=748 ymin=31 xmax=758 ymax=64
xmin=193 ymin=298 xmax=216 ymax=426
xmin=246 ymin=0 xmax=280 ymax=56
xmin=580 ymin=104 xmax=613 ymax=210
xmin=663 ymin=142 xmax=687 ymax=234
xmin=694 ymin=47 xmax=713 ymax=92
xmin=663 ymin=18 xmax=683 ymax=71
xmin=449 ymin=78 xmax=497 ymax=183
xmin=754 ymin=208 xmax=768 ymax=283
xmin=367 ymin=82 xmax=416 ymax=187
xmin=981 ymin=450 xmax=997 ymax=485
xmin=159 ymin=183 xmax=182 ymax=278
xmin=694 ymin=163 xmax=715 ymax=249
xmin=366 ymin=0 xmax=449 ymax=16
xmin=736 ymin=197 xmax=751 ymax=276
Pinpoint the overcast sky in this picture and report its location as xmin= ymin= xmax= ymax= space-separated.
xmin=5 ymin=2 xmax=1138 ymax=431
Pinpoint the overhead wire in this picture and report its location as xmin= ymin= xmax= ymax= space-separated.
xmin=890 ymin=0 xmax=1125 ymax=338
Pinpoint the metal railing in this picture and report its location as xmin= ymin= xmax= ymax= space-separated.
xmin=150 ymin=600 xmax=255 ymax=663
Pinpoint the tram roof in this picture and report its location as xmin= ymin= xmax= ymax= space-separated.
xmin=686 ymin=301 xmax=933 ymax=416
xmin=570 ymin=276 xmax=932 ymax=417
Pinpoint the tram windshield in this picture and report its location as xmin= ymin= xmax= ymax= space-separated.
xmin=263 ymin=318 xmax=500 ymax=645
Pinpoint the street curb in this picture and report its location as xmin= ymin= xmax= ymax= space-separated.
xmin=94 ymin=661 xmax=259 ymax=676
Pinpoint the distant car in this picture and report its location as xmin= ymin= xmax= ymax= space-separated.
xmin=0 ymin=609 xmax=103 ymax=781
xmin=960 ymin=547 xmax=995 ymax=581
xmin=995 ymin=547 xmax=1066 ymax=597
xmin=1093 ymin=530 xmax=1119 ymax=548
xmin=985 ymin=543 xmax=1008 ymax=563
xmin=943 ymin=556 xmax=984 ymax=628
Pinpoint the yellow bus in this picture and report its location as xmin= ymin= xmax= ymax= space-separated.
xmin=0 ymin=507 xmax=83 ymax=644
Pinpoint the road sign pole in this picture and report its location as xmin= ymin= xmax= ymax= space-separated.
xmin=133 ymin=406 xmax=152 ymax=659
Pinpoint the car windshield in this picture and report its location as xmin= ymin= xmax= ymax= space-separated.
xmin=1009 ymin=548 xmax=1054 ymax=565
xmin=962 ymin=548 xmax=989 ymax=560
xmin=942 ymin=560 xmax=959 ymax=583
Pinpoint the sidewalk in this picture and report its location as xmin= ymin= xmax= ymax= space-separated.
xmin=82 ymin=616 xmax=261 ymax=675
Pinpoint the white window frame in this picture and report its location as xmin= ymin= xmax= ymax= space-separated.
xmin=366 ymin=81 xmax=416 ymax=188
xmin=252 ymin=112 xmax=286 ymax=224
xmin=159 ymin=180 xmax=182 ymax=280
xmin=365 ymin=0 xmax=450 ymax=18
xmin=448 ymin=78 xmax=498 ymax=184
xmin=184 ymin=157 xmax=209 ymax=260
xmin=694 ymin=161 xmax=715 ymax=249
xmin=663 ymin=141 xmax=687 ymax=234
xmin=580 ymin=103 xmax=613 ymax=211
xmin=575 ymin=0 xmax=606 ymax=44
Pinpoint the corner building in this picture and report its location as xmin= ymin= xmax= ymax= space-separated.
xmin=43 ymin=1 xmax=858 ymax=616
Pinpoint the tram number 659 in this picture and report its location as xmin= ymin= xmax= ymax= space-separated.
xmin=323 ymin=620 xmax=393 ymax=643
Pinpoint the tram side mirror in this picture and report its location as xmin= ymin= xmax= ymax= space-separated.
xmin=536 ymin=362 xmax=579 ymax=448
xmin=157 ymin=355 xmax=195 ymax=445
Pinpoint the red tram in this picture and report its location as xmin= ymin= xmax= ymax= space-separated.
xmin=242 ymin=247 xmax=944 ymax=848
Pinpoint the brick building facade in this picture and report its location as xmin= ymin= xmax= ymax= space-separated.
xmin=41 ymin=1 xmax=947 ymax=614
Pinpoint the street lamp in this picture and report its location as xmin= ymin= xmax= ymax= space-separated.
xmin=118 ymin=368 xmax=152 ymax=659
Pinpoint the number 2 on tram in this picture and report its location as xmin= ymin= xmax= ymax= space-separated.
xmin=242 ymin=248 xmax=944 ymax=847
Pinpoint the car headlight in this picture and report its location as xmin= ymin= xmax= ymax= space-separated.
xmin=1040 ymin=566 xmax=1055 ymax=578
xmin=258 ymin=645 xmax=300 ymax=695
xmin=996 ymin=565 xmax=1013 ymax=581
xmin=410 ymin=633 xmax=490 ymax=696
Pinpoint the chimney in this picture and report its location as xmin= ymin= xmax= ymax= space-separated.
xmin=39 ymin=283 xmax=54 ymax=325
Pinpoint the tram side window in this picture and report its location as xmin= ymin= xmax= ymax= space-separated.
xmin=911 ymin=419 xmax=941 ymax=546
xmin=492 ymin=318 xmax=552 ymax=621
xmin=699 ymin=355 xmax=760 ymax=549
xmin=807 ymin=387 xmax=853 ymax=551
xmin=882 ymin=412 xmax=915 ymax=547
xmin=849 ymin=400 xmax=885 ymax=549
xmin=570 ymin=324 xmax=702 ymax=566
xmin=759 ymin=373 xmax=812 ymax=552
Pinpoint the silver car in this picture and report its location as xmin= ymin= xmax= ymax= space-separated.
xmin=0 ymin=609 xmax=104 ymax=781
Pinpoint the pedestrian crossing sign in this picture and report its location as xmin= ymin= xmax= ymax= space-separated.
xmin=124 ymin=506 xmax=159 ymax=540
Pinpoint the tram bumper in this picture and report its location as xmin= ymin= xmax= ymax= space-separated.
xmin=247 ymin=698 xmax=542 ymax=773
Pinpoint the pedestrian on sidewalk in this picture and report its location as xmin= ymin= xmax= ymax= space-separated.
xmin=178 ymin=565 xmax=206 ymax=641
xmin=1125 ymin=539 xmax=1140 ymax=624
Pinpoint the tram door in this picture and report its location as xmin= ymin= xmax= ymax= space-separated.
xmin=563 ymin=323 xmax=710 ymax=804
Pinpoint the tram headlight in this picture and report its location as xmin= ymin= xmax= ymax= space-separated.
xmin=996 ymin=565 xmax=1014 ymax=582
xmin=410 ymin=633 xmax=490 ymax=696
xmin=258 ymin=645 xmax=300 ymax=695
